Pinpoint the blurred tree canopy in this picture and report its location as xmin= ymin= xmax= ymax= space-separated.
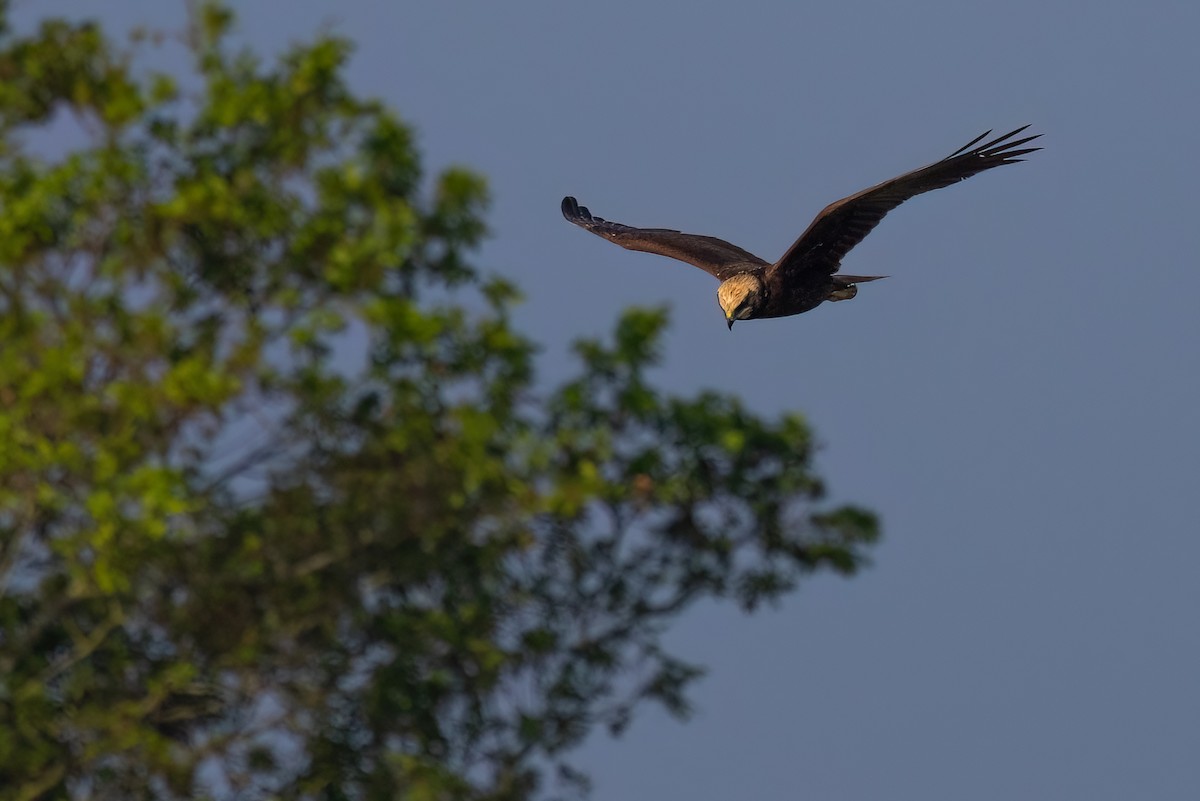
xmin=0 ymin=3 xmax=878 ymax=799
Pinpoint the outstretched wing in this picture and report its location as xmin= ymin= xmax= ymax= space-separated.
xmin=769 ymin=126 xmax=1042 ymax=281
xmin=562 ymin=196 xmax=767 ymax=281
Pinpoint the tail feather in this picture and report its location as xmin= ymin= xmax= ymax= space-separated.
xmin=836 ymin=274 xmax=888 ymax=284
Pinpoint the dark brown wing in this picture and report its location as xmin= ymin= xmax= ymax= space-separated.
xmin=768 ymin=126 xmax=1042 ymax=281
xmin=562 ymin=196 xmax=767 ymax=281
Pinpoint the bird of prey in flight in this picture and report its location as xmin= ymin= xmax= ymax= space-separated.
xmin=562 ymin=126 xmax=1041 ymax=329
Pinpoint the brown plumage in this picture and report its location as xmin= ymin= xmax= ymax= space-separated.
xmin=562 ymin=126 xmax=1041 ymax=329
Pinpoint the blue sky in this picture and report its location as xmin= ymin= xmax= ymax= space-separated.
xmin=17 ymin=1 xmax=1200 ymax=799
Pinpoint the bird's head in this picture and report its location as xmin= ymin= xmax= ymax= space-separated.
xmin=717 ymin=273 xmax=764 ymax=330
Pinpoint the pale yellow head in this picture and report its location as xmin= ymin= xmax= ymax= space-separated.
xmin=717 ymin=273 xmax=764 ymax=329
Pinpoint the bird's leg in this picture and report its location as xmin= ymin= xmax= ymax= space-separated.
xmin=827 ymin=284 xmax=858 ymax=302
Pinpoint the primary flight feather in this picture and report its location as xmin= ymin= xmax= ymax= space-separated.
xmin=562 ymin=125 xmax=1041 ymax=329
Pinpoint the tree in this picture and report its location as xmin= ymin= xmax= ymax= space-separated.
xmin=0 ymin=4 xmax=878 ymax=799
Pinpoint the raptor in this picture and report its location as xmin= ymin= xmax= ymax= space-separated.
xmin=562 ymin=126 xmax=1041 ymax=329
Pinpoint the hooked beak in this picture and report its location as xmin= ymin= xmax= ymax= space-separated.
xmin=726 ymin=317 xmax=735 ymax=331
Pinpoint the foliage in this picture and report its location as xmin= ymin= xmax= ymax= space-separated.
xmin=0 ymin=4 xmax=878 ymax=799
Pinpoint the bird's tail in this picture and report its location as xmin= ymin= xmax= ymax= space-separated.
xmin=836 ymin=275 xmax=888 ymax=284
xmin=828 ymin=274 xmax=887 ymax=301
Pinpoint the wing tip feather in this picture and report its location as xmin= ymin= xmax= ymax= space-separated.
xmin=949 ymin=125 xmax=1043 ymax=162
xmin=948 ymin=129 xmax=993 ymax=158
xmin=562 ymin=195 xmax=592 ymax=224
